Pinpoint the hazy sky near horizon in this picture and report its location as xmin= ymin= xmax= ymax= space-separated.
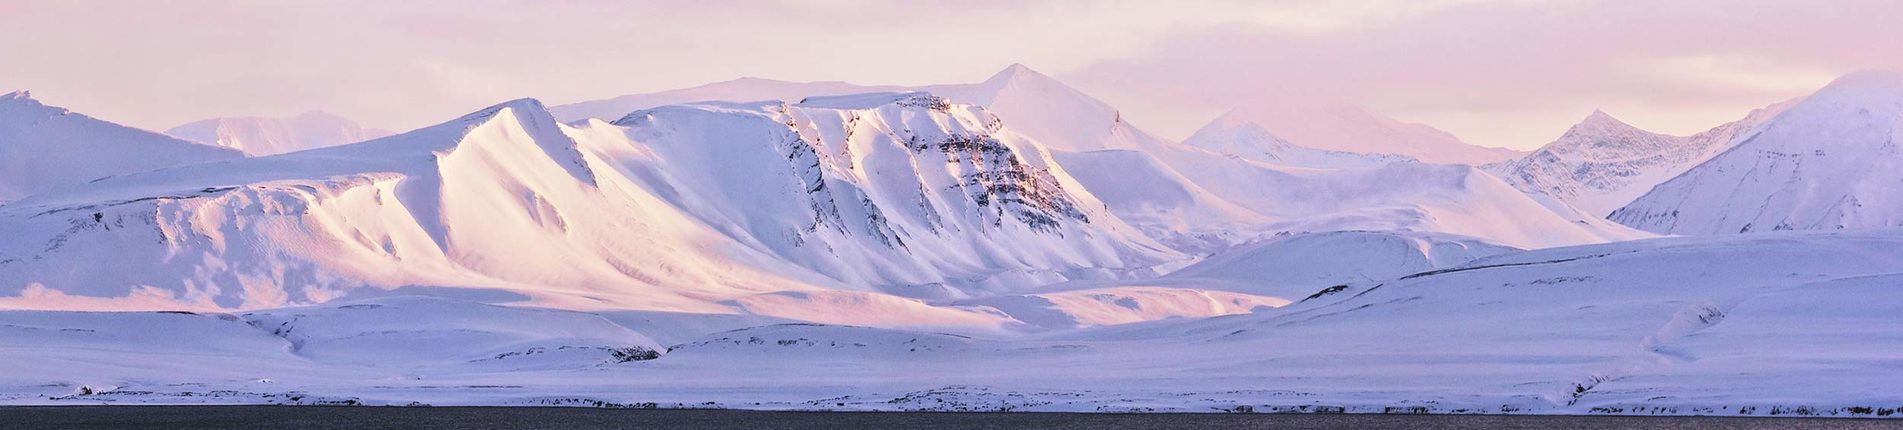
xmin=4 ymin=0 xmax=1902 ymax=149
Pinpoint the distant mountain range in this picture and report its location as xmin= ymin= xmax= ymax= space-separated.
xmin=166 ymin=111 xmax=393 ymax=156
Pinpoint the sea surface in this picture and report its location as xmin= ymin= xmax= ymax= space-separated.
xmin=3 ymin=406 xmax=1897 ymax=429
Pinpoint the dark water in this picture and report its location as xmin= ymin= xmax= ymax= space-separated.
xmin=3 ymin=406 xmax=1896 ymax=430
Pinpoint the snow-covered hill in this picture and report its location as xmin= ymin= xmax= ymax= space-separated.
xmin=1216 ymin=104 xmax=1524 ymax=165
xmin=0 ymin=91 xmax=242 ymax=203
xmin=1183 ymin=112 xmax=1418 ymax=169
xmin=1493 ymin=104 xmax=1793 ymax=217
xmin=1612 ymin=71 xmax=1903 ymax=234
xmin=1159 ymin=230 xmax=1519 ymax=299
xmin=166 ymin=111 xmax=394 ymax=156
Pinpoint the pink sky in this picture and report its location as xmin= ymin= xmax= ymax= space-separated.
xmin=3 ymin=0 xmax=1900 ymax=149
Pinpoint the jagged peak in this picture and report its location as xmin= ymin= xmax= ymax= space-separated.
xmin=1576 ymin=109 xmax=1635 ymax=129
xmin=0 ymin=90 xmax=52 ymax=111
xmin=0 ymin=89 xmax=69 ymax=115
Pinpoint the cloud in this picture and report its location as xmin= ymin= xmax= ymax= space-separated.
xmin=3 ymin=0 xmax=1900 ymax=149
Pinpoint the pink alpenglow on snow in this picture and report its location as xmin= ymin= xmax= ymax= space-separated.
xmin=2 ymin=2 xmax=1902 ymax=418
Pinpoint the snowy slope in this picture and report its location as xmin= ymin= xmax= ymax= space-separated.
xmin=1216 ymin=104 xmax=1524 ymax=165
xmin=167 ymin=111 xmax=394 ymax=156
xmin=1612 ymin=71 xmax=1903 ymax=234
xmin=1184 ymin=112 xmax=1418 ymax=169
xmin=1049 ymin=149 xmax=1272 ymax=252
xmin=1159 ymin=230 xmax=1519 ymax=299
xmin=0 ymin=91 xmax=243 ymax=203
xmin=1493 ymin=104 xmax=1793 ymax=217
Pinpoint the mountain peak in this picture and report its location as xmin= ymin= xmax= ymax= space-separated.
xmin=1199 ymin=111 xmax=1277 ymax=139
xmin=1561 ymin=108 xmax=1651 ymax=138
xmin=455 ymin=98 xmax=550 ymax=124
xmin=1578 ymin=109 xmax=1630 ymax=128
xmin=982 ymin=63 xmax=1054 ymax=88
xmin=1 ymin=90 xmax=30 ymax=101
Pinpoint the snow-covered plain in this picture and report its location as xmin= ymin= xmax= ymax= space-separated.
xmin=1 ymin=67 xmax=1901 ymax=417
xmin=2 ymin=230 xmax=1898 ymax=416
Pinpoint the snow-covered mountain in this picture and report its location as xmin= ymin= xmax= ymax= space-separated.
xmin=1 ymin=98 xmax=819 ymax=312
xmin=1492 ymin=105 xmax=1794 ymax=217
xmin=1612 ymin=71 xmax=1903 ymax=234
xmin=548 ymin=66 xmax=1632 ymax=252
xmin=0 ymin=93 xmax=1175 ymax=317
xmin=166 ymin=111 xmax=394 ymax=156
xmin=966 ymin=77 xmax=1647 ymax=251
xmin=1217 ymin=103 xmax=1525 ymax=165
xmin=1491 ymin=111 xmax=1687 ymax=216
xmin=599 ymin=91 xmax=1178 ymax=298
xmin=0 ymin=91 xmax=242 ymax=203
xmin=1183 ymin=112 xmax=1418 ymax=169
